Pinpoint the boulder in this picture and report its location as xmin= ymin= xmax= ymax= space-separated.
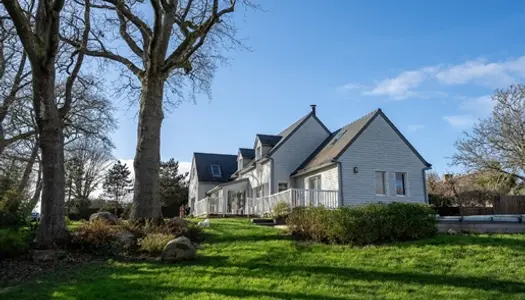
xmin=198 ymin=218 xmax=210 ymax=227
xmin=165 ymin=217 xmax=191 ymax=235
xmin=161 ymin=236 xmax=197 ymax=262
xmin=89 ymin=211 xmax=119 ymax=225
xmin=115 ymin=230 xmax=136 ymax=249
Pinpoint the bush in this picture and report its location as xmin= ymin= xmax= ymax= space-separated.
xmin=138 ymin=233 xmax=174 ymax=254
xmin=0 ymin=228 xmax=30 ymax=259
xmin=70 ymin=219 xmax=118 ymax=254
xmin=0 ymin=190 xmax=25 ymax=227
xmin=287 ymin=202 xmax=437 ymax=245
xmin=271 ymin=201 xmax=291 ymax=220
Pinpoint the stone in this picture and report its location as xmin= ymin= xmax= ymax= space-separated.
xmin=447 ymin=228 xmax=457 ymax=235
xmin=89 ymin=211 xmax=119 ymax=225
xmin=161 ymin=236 xmax=197 ymax=262
xmin=198 ymin=219 xmax=210 ymax=227
xmin=32 ymin=249 xmax=67 ymax=263
xmin=115 ymin=231 xmax=136 ymax=249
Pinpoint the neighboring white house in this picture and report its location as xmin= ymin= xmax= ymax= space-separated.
xmin=189 ymin=105 xmax=431 ymax=216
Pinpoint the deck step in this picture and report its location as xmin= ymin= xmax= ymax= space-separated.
xmin=251 ymin=218 xmax=275 ymax=225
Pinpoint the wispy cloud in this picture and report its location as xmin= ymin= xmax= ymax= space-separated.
xmin=337 ymin=83 xmax=365 ymax=92
xmin=436 ymin=57 xmax=525 ymax=87
xmin=345 ymin=56 xmax=525 ymax=100
xmin=443 ymin=115 xmax=476 ymax=128
xmin=406 ymin=124 xmax=425 ymax=132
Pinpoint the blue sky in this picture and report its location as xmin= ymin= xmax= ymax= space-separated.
xmin=109 ymin=0 xmax=525 ymax=176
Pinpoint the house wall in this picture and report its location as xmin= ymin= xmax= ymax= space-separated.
xmin=294 ymin=164 xmax=339 ymax=191
xmin=198 ymin=182 xmax=218 ymax=200
xmin=238 ymin=160 xmax=271 ymax=196
xmin=188 ymin=158 xmax=198 ymax=204
xmin=338 ymin=114 xmax=427 ymax=205
xmin=271 ymin=116 xmax=330 ymax=193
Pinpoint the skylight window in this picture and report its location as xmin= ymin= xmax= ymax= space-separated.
xmin=210 ymin=165 xmax=222 ymax=177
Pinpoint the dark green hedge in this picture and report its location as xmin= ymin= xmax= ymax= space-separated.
xmin=287 ymin=202 xmax=437 ymax=245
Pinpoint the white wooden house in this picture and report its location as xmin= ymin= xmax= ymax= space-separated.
xmin=188 ymin=105 xmax=431 ymax=216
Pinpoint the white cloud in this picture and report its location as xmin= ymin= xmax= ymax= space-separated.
xmin=406 ymin=124 xmax=424 ymax=132
xmin=443 ymin=115 xmax=476 ymax=128
xmin=436 ymin=57 xmax=525 ymax=87
xmin=350 ymin=56 xmax=525 ymax=100
xmin=363 ymin=69 xmax=430 ymax=99
xmin=337 ymin=83 xmax=364 ymax=92
xmin=459 ymin=95 xmax=494 ymax=116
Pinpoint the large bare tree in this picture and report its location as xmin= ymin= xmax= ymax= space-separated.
xmin=451 ymin=84 xmax=525 ymax=182
xmin=63 ymin=0 xmax=248 ymax=220
xmin=2 ymin=0 xmax=90 ymax=246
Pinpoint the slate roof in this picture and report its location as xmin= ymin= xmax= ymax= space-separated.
xmin=256 ymin=134 xmax=282 ymax=147
xmin=193 ymin=152 xmax=237 ymax=182
xmin=239 ymin=148 xmax=255 ymax=159
xmin=293 ymin=109 xmax=431 ymax=175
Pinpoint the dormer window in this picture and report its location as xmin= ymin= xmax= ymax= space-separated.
xmin=210 ymin=165 xmax=222 ymax=177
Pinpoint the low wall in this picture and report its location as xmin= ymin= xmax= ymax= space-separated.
xmin=438 ymin=222 xmax=525 ymax=233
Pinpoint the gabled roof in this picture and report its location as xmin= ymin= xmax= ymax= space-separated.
xmin=267 ymin=112 xmax=331 ymax=156
xmin=238 ymin=148 xmax=255 ymax=159
xmin=293 ymin=109 xmax=431 ymax=175
xmin=193 ymin=152 xmax=237 ymax=182
xmin=256 ymin=134 xmax=282 ymax=147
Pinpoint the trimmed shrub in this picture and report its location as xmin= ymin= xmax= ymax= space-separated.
xmin=0 ymin=228 xmax=30 ymax=259
xmin=287 ymin=202 xmax=437 ymax=245
xmin=271 ymin=201 xmax=291 ymax=220
xmin=138 ymin=233 xmax=174 ymax=254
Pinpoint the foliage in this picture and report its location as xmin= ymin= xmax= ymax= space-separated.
xmin=159 ymin=158 xmax=189 ymax=208
xmin=287 ymin=203 xmax=437 ymax=245
xmin=6 ymin=219 xmax=525 ymax=299
xmin=0 ymin=189 xmax=25 ymax=226
xmin=0 ymin=228 xmax=30 ymax=259
xmin=452 ymin=84 xmax=525 ymax=183
xmin=271 ymin=201 xmax=291 ymax=220
xmin=70 ymin=220 xmax=118 ymax=255
xmin=103 ymin=161 xmax=133 ymax=205
xmin=138 ymin=233 xmax=174 ymax=255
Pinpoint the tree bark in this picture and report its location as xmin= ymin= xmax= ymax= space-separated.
xmin=16 ymin=140 xmax=39 ymax=194
xmin=131 ymin=75 xmax=164 ymax=220
xmin=32 ymin=68 xmax=67 ymax=247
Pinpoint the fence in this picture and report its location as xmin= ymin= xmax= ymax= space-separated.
xmin=433 ymin=195 xmax=525 ymax=216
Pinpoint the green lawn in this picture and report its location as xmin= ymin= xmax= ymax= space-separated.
xmin=3 ymin=219 xmax=525 ymax=299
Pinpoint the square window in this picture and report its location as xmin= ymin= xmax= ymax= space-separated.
xmin=278 ymin=182 xmax=288 ymax=192
xmin=395 ymin=172 xmax=406 ymax=195
xmin=375 ymin=171 xmax=386 ymax=195
xmin=210 ymin=165 xmax=222 ymax=177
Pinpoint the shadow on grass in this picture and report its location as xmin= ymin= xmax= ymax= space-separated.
xmin=4 ymin=252 xmax=525 ymax=299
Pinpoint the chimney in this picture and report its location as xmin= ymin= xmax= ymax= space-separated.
xmin=310 ymin=104 xmax=317 ymax=116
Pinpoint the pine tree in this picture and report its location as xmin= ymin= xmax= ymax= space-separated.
xmin=159 ymin=159 xmax=189 ymax=208
xmin=103 ymin=161 xmax=133 ymax=209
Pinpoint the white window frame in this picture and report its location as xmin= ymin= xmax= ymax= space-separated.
xmin=375 ymin=171 xmax=387 ymax=196
xmin=307 ymin=175 xmax=322 ymax=190
xmin=238 ymin=158 xmax=243 ymax=170
xmin=395 ymin=172 xmax=408 ymax=196
xmin=210 ymin=164 xmax=222 ymax=177
xmin=278 ymin=182 xmax=288 ymax=192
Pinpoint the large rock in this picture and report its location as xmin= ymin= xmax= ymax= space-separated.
xmin=161 ymin=236 xmax=197 ymax=262
xmin=165 ymin=217 xmax=191 ymax=235
xmin=115 ymin=231 xmax=136 ymax=249
xmin=89 ymin=211 xmax=119 ymax=225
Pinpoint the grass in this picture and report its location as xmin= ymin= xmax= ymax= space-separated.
xmin=3 ymin=218 xmax=525 ymax=299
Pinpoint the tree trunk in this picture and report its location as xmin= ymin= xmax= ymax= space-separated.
xmin=131 ymin=76 xmax=164 ymax=221
xmin=32 ymin=68 xmax=67 ymax=247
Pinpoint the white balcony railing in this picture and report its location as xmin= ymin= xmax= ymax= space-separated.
xmin=193 ymin=188 xmax=339 ymax=217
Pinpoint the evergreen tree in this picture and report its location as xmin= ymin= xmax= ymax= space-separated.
xmin=159 ymin=159 xmax=189 ymax=208
xmin=103 ymin=161 xmax=133 ymax=208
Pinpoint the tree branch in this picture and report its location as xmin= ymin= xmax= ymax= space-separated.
xmin=2 ymin=0 xmax=40 ymax=59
